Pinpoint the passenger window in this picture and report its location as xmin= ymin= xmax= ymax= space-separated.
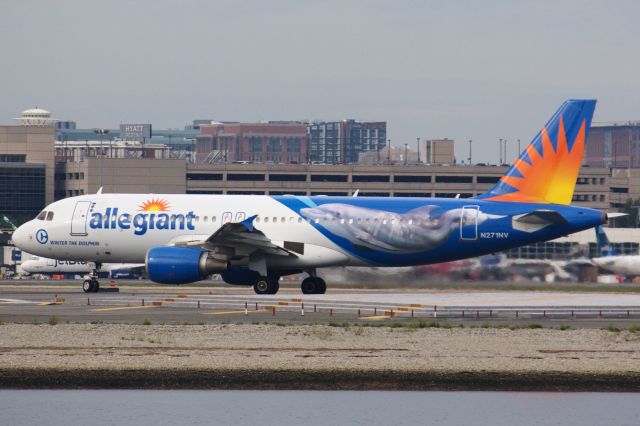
xmin=46 ymin=212 xmax=54 ymax=221
xmin=37 ymin=211 xmax=47 ymax=220
xmin=211 ymin=216 xmax=217 ymax=222
xmin=203 ymin=216 xmax=208 ymax=223
xmin=255 ymin=217 xmax=261 ymax=223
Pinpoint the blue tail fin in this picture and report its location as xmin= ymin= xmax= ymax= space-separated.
xmin=480 ymin=99 xmax=596 ymax=205
xmin=595 ymin=226 xmax=617 ymax=257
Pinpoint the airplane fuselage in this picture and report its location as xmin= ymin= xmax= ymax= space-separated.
xmin=13 ymin=194 xmax=605 ymax=270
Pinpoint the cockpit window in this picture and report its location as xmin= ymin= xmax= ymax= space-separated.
xmin=46 ymin=211 xmax=54 ymax=221
xmin=36 ymin=211 xmax=47 ymax=220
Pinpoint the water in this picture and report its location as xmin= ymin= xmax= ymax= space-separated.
xmin=1 ymin=390 xmax=639 ymax=426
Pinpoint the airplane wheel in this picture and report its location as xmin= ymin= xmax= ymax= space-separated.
xmin=92 ymin=280 xmax=100 ymax=293
xmin=82 ymin=279 xmax=93 ymax=293
xmin=301 ymin=277 xmax=317 ymax=294
xmin=301 ymin=277 xmax=326 ymax=294
xmin=253 ymin=277 xmax=278 ymax=295
xmin=314 ymin=277 xmax=327 ymax=294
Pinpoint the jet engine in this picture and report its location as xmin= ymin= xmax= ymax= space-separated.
xmin=146 ymin=246 xmax=229 ymax=284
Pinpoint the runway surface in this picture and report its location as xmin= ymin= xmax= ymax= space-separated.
xmin=2 ymin=280 xmax=640 ymax=327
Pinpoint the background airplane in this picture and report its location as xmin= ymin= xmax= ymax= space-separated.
xmin=19 ymin=255 xmax=144 ymax=278
xmin=12 ymin=99 xmax=609 ymax=294
xmin=591 ymin=226 xmax=640 ymax=277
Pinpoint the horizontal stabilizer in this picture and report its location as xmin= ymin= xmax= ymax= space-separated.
xmin=512 ymin=210 xmax=567 ymax=233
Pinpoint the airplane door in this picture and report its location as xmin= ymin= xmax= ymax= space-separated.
xmin=70 ymin=201 xmax=92 ymax=236
xmin=460 ymin=205 xmax=479 ymax=240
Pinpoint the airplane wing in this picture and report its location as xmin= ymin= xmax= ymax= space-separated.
xmin=171 ymin=215 xmax=297 ymax=260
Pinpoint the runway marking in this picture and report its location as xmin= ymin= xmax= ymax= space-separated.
xmin=0 ymin=298 xmax=38 ymax=305
xmin=90 ymin=306 xmax=159 ymax=312
xmin=37 ymin=301 xmax=64 ymax=306
xmin=360 ymin=315 xmax=392 ymax=320
xmin=202 ymin=309 xmax=270 ymax=316
xmin=428 ymin=294 xmax=582 ymax=306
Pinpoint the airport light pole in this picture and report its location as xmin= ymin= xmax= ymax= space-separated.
xmin=404 ymin=143 xmax=408 ymax=165
xmin=387 ymin=139 xmax=391 ymax=164
xmin=468 ymin=139 xmax=472 ymax=165
xmin=498 ymin=138 xmax=503 ymax=164
xmin=416 ymin=137 xmax=420 ymax=165
xmin=94 ymin=129 xmax=109 ymax=189
xmin=504 ymin=139 xmax=508 ymax=164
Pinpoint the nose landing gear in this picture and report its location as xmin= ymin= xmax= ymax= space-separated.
xmin=82 ymin=278 xmax=99 ymax=293
xmin=82 ymin=262 xmax=102 ymax=293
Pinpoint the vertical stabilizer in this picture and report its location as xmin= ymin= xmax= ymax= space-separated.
xmin=595 ymin=226 xmax=617 ymax=257
xmin=480 ymin=99 xmax=596 ymax=205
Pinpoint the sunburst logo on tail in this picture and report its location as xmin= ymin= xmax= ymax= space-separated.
xmin=138 ymin=198 xmax=171 ymax=212
xmin=487 ymin=117 xmax=586 ymax=205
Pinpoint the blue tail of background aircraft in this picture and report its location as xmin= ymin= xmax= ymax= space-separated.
xmin=595 ymin=226 xmax=617 ymax=257
xmin=480 ymin=99 xmax=596 ymax=205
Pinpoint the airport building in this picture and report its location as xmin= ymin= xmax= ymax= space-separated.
xmin=0 ymin=109 xmax=57 ymax=225
xmin=586 ymin=122 xmax=640 ymax=168
xmin=421 ymin=139 xmax=455 ymax=165
xmin=185 ymin=163 xmax=611 ymax=210
xmin=308 ymin=120 xmax=387 ymax=164
xmin=195 ymin=122 xmax=308 ymax=164
xmin=56 ymin=158 xmax=186 ymax=199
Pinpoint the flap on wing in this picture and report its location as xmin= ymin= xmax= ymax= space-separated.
xmin=512 ymin=210 xmax=567 ymax=233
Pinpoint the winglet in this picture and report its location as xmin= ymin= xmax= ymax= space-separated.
xmin=241 ymin=215 xmax=258 ymax=232
xmin=97 ymin=187 xmax=103 ymax=194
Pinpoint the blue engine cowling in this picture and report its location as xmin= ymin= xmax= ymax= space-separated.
xmin=146 ymin=246 xmax=229 ymax=284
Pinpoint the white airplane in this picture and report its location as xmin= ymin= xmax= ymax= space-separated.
xmin=591 ymin=226 xmax=640 ymax=277
xmin=19 ymin=255 xmax=143 ymax=277
xmin=11 ymin=100 xmax=610 ymax=294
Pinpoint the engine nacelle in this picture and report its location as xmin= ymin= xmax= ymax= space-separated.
xmin=146 ymin=246 xmax=229 ymax=284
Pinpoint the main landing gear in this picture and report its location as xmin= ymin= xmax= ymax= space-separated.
xmin=301 ymin=277 xmax=326 ymax=295
xmin=82 ymin=263 xmax=102 ymax=293
xmin=253 ymin=276 xmax=279 ymax=295
xmin=250 ymin=270 xmax=327 ymax=295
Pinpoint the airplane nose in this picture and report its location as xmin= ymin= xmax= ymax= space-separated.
xmin=12 ymin=224 xmax=29 ymax=250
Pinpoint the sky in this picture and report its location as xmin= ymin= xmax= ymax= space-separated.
xmin=1 ymin=0 xmax=640 ymax=163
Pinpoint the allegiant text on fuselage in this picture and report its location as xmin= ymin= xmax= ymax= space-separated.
xmin=89 ymin=208 xmax=196 ymax=235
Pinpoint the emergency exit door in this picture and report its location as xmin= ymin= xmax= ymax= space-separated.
xmin=460 ymin=205 xmax=479 ymax=240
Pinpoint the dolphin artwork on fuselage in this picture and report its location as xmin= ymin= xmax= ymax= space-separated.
xmin=300 ymin=203 xmax=505 ymax=252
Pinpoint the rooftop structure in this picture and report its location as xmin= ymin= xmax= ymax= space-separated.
xmin=13 ymin=108 xmax=57 ymax=127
